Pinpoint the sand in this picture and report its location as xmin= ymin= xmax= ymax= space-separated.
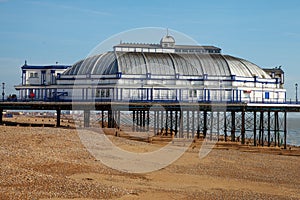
xmin=0 ymin=124 xmax=300 ymax=199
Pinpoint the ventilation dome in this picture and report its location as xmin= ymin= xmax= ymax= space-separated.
xmin=160 ymin=35 xmax=175 ymax=48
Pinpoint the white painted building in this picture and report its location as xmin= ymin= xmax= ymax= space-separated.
xmin=15 ymin=35 xmax=286 ymax=103
xmin=15 ymin=62 xmax=71 ymax=100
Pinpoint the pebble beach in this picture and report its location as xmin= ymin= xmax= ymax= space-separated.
xmin=0 ymin=120 xmax=300 ymax=199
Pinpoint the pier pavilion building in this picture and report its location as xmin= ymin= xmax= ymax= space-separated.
xmin=15 ymin=62 xmax=71 ymax=100
xmin=15 ymin=35 xmax=285 ymax=103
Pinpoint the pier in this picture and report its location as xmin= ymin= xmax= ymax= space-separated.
xmin=5 ymin=35 xmax=297 ymax=149
xmin=1 ymin=101 xmax=299 ymax=149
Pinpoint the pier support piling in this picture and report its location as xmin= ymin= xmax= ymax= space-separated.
xmin=160 ymin=110 xmax=164 ymax=134
xmin=203 ymin=110 xmax=207 ymax=139
xmin=187 ymin=111 xmax=190 ymax=138
xmin=179 ymin=110 xmax=183 ymax=138
xmin=253 ymin=111 xmax=257 ymax=146
xmin=170 ymin=111 xmax=173 ymax=135
xmin=117 ymin=110 xmax=121 ymax=129
xmin=192 ymin=110 xmax=195 ymax=138
xmin=241 ymin=109 xmax=245 ymax=144
xmin=197 ymin=110 xmax=200 ymax=139
xmin=84 ymin=110 xmax=90 ymax=128
xmin=132 ymin=110 xmax=136 ymax=132
xmin=101 ymin=110 xmax=104 ymax=128
xmin=274 ymin=111 xmax=278 ymax=147
xmin=147 ymin=110 xmax=150 ymax=131
xmin=154 ymin=111 xmax=157 ymax=135
xmin=175 ymin=111 xmax=178 ymax=137
xmin=210 ymin=111 xmax=213 ymax=141
xmin=284 ymin=111 xmax=287 ymax=149
xmin=165 ymin=111 xmax=169 ymax=135
xmin=224 ymin=111 xmax=227 ymax=142
xmin=109 ymin=110 xmax=114 ymax=128
xmin=0 ymin=108 xmax=3 ymax=125
xmin=217 ymin=111 xmax=220 ymax=141
xmin=56 ymin=109 xmax=61 ymax=127
xmin=143 ymin=110 xmax=146 ymax=132
xmin=231 ymin=111 xmax=235 ymax=142
xmin=260 ymin=111 xmax=264 ymax=146
xmin=267 ymin=111 xmax=271 ymax=147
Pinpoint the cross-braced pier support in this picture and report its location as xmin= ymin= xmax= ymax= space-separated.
xmin=0 ymin=102 xmax=289 ymax=149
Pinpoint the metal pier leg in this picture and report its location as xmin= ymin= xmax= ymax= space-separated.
xmin=166 ymin=110 xmax=169 ymax=135
xmin=267 ymin=111 xmax=271 ymax=147
xmin=0 ymin=108 xmax=2 ymax=125
xmin=175 ymin=111 xmax=178 ymax=137
xmin=156 ymin=110 xmax=160 ymax=135
xmin=197 ymin=110 xmax=200 ymax=139
xmin=117 ymin=110 xmax=121 ymax=129
xmin=284 ymin=111 xmax=287 ymax=149
xmin=143 ymin=110 xmax=146 ymax=132
xmin=231 ymin=111 xmax=236 ymax=142
xmin=111 ymin=111 xmax=114 ymax=128
xmin=241 ymin=109 xmax=245 ymax=145
xmin=56 ymin=109 xmax=61 ymax=127
xmin=253 ymin=111 xmax=257 ymax=146
xmin=132 ymin=110 xmax=136 ymax=132
xmin=180 ymin=110 xmax=183 ymax=138
xmin=154 ymin=111 xmax=157 ymax=135
xmin=112 ymin=110 xmax=115 ymax=128
xmin=84 ymin=110 xmax=90 ymax=128
xmin=203 ymin=110 xmax=207 ymax=139
xmin=160 ymin=110 xmax=164 ymax=134
xmin=147 ymin=110 xmax=150 ymax=132
xmin=217 ymin=111 xmax=220 ymax=141
xmin=107 ymin=110 xmax=111 ymax=128
xmin=192 ymin=110 xmax=195 ymax=138
xmin=259 ymin=111 xmax=264 ymax=147
xmin=210 ymin=111 xmax=213 ymax=141
xmin=101 ymin=110 xmax=104 ymax=128
xmin=274 ymin=111 xmax=278 ymax=147
xmin=224 ymin=111 xmax=227 ymax=142
xmin=187 ymin=111 xmax=190 ymax=138
xmin=135 ymin=111 xmax=139 ymax=131
xmin=141 ymin=110 xmax=143 ymax=131
xmin=259 ymin=111 xmax=261 ymax=145
xmin=170 ymin=111 xmax=173 ymax=136
xmin=136 ymin=111 xmax=139 ymax=131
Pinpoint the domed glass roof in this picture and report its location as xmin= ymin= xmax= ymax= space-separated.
xmin=63 ymin=51 xmax=270 ymax=79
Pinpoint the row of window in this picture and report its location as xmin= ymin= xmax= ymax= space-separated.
xmin=96 ymin=89 xmax=110 ymax=97
xmin=29 ymin=72 xmax=39 ymax=78
xmin=175 ymin=49 xmax=221 ymax=53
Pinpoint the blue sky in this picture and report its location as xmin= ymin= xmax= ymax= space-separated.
xmin=0 ymin=0 xmax=300 ymax=99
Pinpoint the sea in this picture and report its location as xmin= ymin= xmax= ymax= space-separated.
xmin=118 ymin=111 xmax=300 ymax=147
xmin=287 ymin=113 xmax=300 ymax=146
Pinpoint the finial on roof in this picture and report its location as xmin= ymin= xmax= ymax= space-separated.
xmin=24 ymin=60 xmax=27 ymax=66
xmin=56 ymin=61 xmax=59 ymax=64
